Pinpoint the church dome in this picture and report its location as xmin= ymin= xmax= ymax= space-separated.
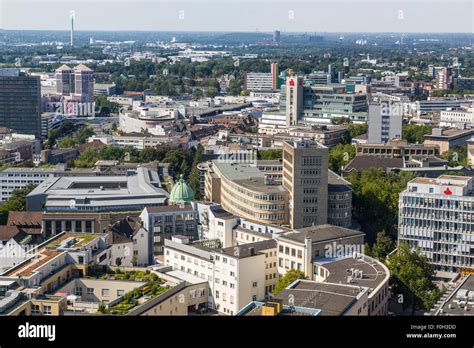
xmin=169 ymin=174 xmax=195 ymax=204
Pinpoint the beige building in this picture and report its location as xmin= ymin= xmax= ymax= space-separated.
xmin=276 ymin=224 xmax=364 ymax=278
xmin=164 ymin=236 xmax=277 ymax=315
xmin=424 ymin=127 xmax=474 ymax=154
xmin=282 ymin=139 xmax=329 ymax=229
xmin=204 ymin=161 xmax=290 ymax=225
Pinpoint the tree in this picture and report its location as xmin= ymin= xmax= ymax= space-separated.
xmin=440 ymin=146 xmax=468 ymax=167
xmin=95 ymin=95 xmax=120 ymax=114
xmin=205 ymin=87 xmax=218 ymax=98
xmin=273 ymin=269 xmax=306 ymax=294
xmin=402 ymin=124 xmax=432 ymax=144
xmin=328 ymin=144 xmax=355 ymax=174
xmin=193 ymin=89 xmax=204 ymax=100
xmin=388 ymin=243 xmax=441 ymax=314
xmin=258 ymin=149 xmax=282 ymax=160
xmin=348 ymin=169 xmax=416 ymax=240
xmin=45 ymin=129 xmax=60 ymax=149
xmin=331 ymin=116 xmax=351 ymax=125
xmin=57 ymin=136 xmax=76 ymax=148
xmin=131 ymin=256 xmax=138 ymax=267
xmin=189 ymin=145 xmax=204 ymax=199
xmin=74 ymin=127 xmax=95 ymax=144
xmin=115 ymin=257 xmax=122 ymax=267
xmin=348 ymin=123 xmax=368 ymax=140
xmin=372 ymin=231 xmax=394 ymax=261
xmin=0 ymin=183 xmax=37 ymax=224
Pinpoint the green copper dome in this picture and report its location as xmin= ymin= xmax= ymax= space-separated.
xmin=169 ymin=174 xmax=195 ymax=204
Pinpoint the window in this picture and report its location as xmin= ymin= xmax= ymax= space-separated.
xmin=102 ymin=289 xmax=109 ymax=297
xmin=87 ymin=288 xmax=93 ymax=295
xmin=32 ymin=304 xmax=40 ymax=315
xmin=252 ymin=281 xmax=258 ymax=288
xmin=43 ymin=306 xmax=52 ymax=315
xmin=117 ymin=290 xmax=124 ymax=296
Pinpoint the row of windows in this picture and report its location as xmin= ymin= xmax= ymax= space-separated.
xmin=279 ymin=245 xmax=303 ymax=259
xmin=278 ymin=258 xmax=303 ymax=271
xmin=302 ymin=156 xmax=322 ymax=166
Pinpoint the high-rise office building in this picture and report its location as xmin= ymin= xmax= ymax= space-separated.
xmin=55 ymin=64 xmax=74 ymax=96
xmin=243 ymin=63 xmax=279 ymax=93
xmin=437 ymin=67 xmax=453 ymax=90
xmin=367 ymin=100 xmax=402 ymax=144
xmin=0 ymin=69 xmax=41 ymax=137
xmin=398 ymin=175 xmax=474 ymax=274
xmin=283 ymin=76 xmax=367 ymax=126
xmin=284 ymin=75 xmax=304 ymax=127
xmin=273 ymin=30 xmax=281 ymax=43
xmin=282 ymin=139 xmax=329 ymax=229
xmin=73 ymin=64 xmax=94 ymax=102
xmin=55 ymin=64 xmax=94 ymax=102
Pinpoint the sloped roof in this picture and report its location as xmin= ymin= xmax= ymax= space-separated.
xmin=343 ymin=155 xmax=403 ymax=173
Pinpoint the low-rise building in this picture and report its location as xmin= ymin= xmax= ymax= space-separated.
xmin=140 ymin=204 xmax=199 ymax=258
xmin=108 ymin=218 xmax=149 ymax=267
xmin=276 ymin=224 xmax=365 ymax=278
xmin=427 ymin=274 xmax=474 ymax=316
xmin=424 ymin=127 xmax=474 ymax=154
xmin=356 ymin=139 xmax=439 ymax=161
xmin=163 ymin=236 xmax=277 ymax=315
xmin=26 ymin=167 xmax=169 ymax=212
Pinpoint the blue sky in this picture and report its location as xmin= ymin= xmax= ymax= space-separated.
xmin=1 ymin=0 xmax=473 ymax=33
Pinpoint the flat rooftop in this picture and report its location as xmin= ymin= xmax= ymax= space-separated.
xmin=27 ymin=167 xmax=169 ymax=211
xmin=219 ymin=239 xmax=277 ymax=259
xmin=429 ymin=275 xmax=474 ymax=316
xmin=212 ymin=161 xmax=287 ymax=194
xmin=315 ymin=255 xmax=389 ymax=292
xmin=280 ymin=224 xmax=364 ymax=244
xmin=2 ymin=232 xmax=104 ymax=278
xmin=273 ymin=280 xmax=367 ymax=316
xmin=409 ymin=175 xmax=470 ymax=187
xmin=425 ymin=127 xmax=474 ymax=139
xmin=165 ymin=270 xmax=207 ymax=284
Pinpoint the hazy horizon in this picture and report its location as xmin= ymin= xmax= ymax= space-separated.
xmin=1 ymin=0 xmax=473 ymax=34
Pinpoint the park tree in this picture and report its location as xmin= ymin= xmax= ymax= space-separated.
xmin=402 ymin=124 xmax=432 ymax=144
xmin=348 ymin=169 xmax=416 ymax=240
xmin=372 ymin=231 xmax=394 ymax=261
xmin=348 ymin=123 xmax=368 ymax=140
xmin=189 ymin=145 xmax=204 ymax=199
xmin=388 ymin=243 xmax=441 ymax=314
xmin=441 ymin=146 xmax=468 ymax=167
xmin=57 ymin=136 xmax=76 ymax=148
xmin=328 ymin=144 xmax=355 ymax=174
